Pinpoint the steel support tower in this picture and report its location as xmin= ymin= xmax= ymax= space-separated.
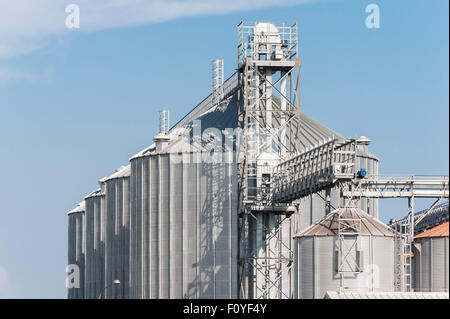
xmin=236 ymin=21 xmax=300 ymax=299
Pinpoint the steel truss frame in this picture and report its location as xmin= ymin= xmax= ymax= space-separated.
xmin=237 ymin=21 xmax=301 ymax=299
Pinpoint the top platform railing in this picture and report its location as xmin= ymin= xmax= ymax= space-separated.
xmin=238 ymin=21 xmax=298 ymax=68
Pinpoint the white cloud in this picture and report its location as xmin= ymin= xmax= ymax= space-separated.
xmin=0 ymin=0 xmax=313 ymax=58
xmin=0 ymin=264 xmax=9 ymax=294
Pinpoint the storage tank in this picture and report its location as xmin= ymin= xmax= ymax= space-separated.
xmin=129 ymin=151 xmax=238 ymax=299
xmin=84 ymin=187 xmax=106 ymax=299
xmin=67 ymin=68 xmax=384 ymax=299
xmin=412 ymin=221 xmax=449 ymax=292
xmin=67 ymin=201 xmax=85 ymax=299
xmin=293 ymin=207 xmax=397 ymax=299
xmin=104 ymin=165 xmax=131 ymax=299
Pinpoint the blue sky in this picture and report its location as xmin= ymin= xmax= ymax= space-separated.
xmin=0 ymin=0 xmax=448 ymax=298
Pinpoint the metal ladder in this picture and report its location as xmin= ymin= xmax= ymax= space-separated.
xmin=402 ymin=226 xmax=412 ymax=292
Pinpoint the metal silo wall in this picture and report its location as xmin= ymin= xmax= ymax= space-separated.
xmin=414 ymin=237 xmax=449 ymax=292
xmin=76 ymin=212 xmax=85 ymax=299
xmin=68 ymin=213 xmax=85 ymax=299
xmin=68 ymin=214 xmax=75 ymax=299
xmin=130 ymin=152 xmax=238 ymax=299
xmin=296 ymin=154 xmax=379 ymax=232
xmin=294 ymin=235 xmax=395 ymax=299
xmin=105 ymin=176 xmax=130 ymax=298
xmin=84 ymin=194 xmax=105 ymax=299
xmin=130 ymin=158 xmax=143 ymax=298
xmin=170 ymin=154 xmax=183 ymax=298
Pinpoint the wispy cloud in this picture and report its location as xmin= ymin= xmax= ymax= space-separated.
xmin=0 ymin=0 xmax=313 ymax=58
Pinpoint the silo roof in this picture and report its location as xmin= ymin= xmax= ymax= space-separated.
xmin=68 ymin=201 xmax=85 ymax=215
xmin=129 ymin=90 xmax=349 ymax=160
xmin=102 ymin=165 xmax=131 ymax=182
xmin=294 ymin=207 xmax=397 ymax=238
xmin=415 ymin=221 xmax=449 ymax=239
xmin=84 ymin=188 xmax=104 ymax=199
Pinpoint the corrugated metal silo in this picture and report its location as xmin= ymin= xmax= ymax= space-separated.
xmin=68 ymin=67 xmax=384 ymax=299
xmin=412 ymin=221 xmax=449 ymax=292
xmin=67 ymin=201 xmax=85 ymax=299
xmin=84 ymin=187 xmax=106 ymax=299
xmin=293 ymin=207 xmax=397 ymax=299
xmin=129 ymin=150 xmax=238 ymax=299
xmin=104 ymin=165 xmax=131 ymax=298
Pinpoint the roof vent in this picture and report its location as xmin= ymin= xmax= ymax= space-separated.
xmin=356 ymin=136 xmax=371 ymax=145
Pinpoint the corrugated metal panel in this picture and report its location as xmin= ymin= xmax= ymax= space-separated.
xmin=297 ymin=237 xmax=314 ymax=299
xmin=130 ymin=158 xmax=143 ymax=298
xmin=413 ymin=236 xmax=449 ymax=292
xmin=295 ymin=235 xmax=395 ymax=299
xmin=415 ymin=221 xmax=449 ymax=239
xmin=294 ymin=207 xmax=395 ymax=238
xmin=84 ymin=188 xmax=105 ymax=299
xmin=129 ymin=90 xmax=373 ymax=161
xmin=104 ymin=165 xmax=130 ymax=298
xmin=68 ymin=213 xmax=75 ymax=299
xmin=69 ymin=62 xmax=382 ymax=300
xmin=130 ymin=152 xmax=238 ymax=299
xmin=67 ymin=202 xmax=86 ymax=299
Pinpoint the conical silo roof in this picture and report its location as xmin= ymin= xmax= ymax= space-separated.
xmin=84 ymin=188 xmax=104 ymax=200
xmin=102 ymin=165 xmax=131 ymax=182
xmin=294 ymin=207 xmax=397 ymax=238
xmin=415 ymin=221 xmax=449 ymax=239
xmin=129 ymin=72 xmax=356 ymax=160
xmin=67 ymin=201 xmax=86 ymax=215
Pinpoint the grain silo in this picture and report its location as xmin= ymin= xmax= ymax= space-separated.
xmin=128 ymin=99 xmax=239 ymax=298
xmin=104 ymin=165 xmax=131 ymax=299
xmin=67 ymin=201 xmax=85 ymax=299
xmin=84 ymin=187 xmax=105 ymax=299
xmin=293 ymin=206 xmax=397 ymax=299
xmin=412 ymin=221 xmax=449 ymax=292
xmin=66 ymin=20 xmax=448 ymax=300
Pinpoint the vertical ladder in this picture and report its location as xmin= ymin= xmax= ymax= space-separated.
xmin=402 ymin=225 xmax=412 ymax=292
xmin=403 ymin=197 xmax=415 ymax=292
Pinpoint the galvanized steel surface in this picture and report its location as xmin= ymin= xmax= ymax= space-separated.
xmin=413 ymin=235 xmax=449 ymax=292
xmin=67 ymin=202 xmax=85 ymax=299
xmin=68 ymin=76 xmax=382 ymax=299
xmin=294 ymin=235 xmax=396 ymax=299
xmin=84 ymin=188 xmax=105 ymax=299
xmin=293 ymin=208 xmax=397 ymax=299
xmin=104 ymin=166 xmax=131 ymax=298
xmin=130 ymin=152 xmax=238 ymax=298
xmin=294 ymin=207 xmax=395 ymax=238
